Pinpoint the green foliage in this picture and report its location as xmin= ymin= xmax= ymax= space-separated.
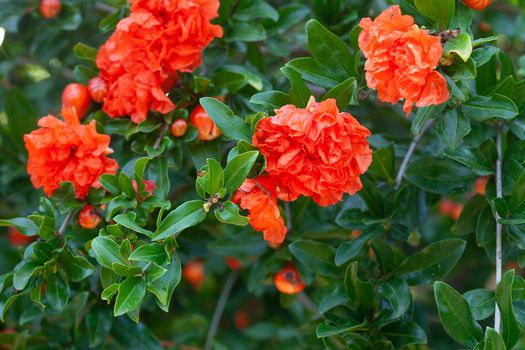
xmin=1 ymin=0 xmax=525 ymax=349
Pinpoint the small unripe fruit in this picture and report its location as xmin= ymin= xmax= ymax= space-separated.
xmin=62 ymin=83 xmax=91 ymax=119
xmin=39 ymin=0 xmax=61 ymax=19
xmin=225 ymin=257 xmax=241 ymax=271
xmin=190 ymin=105 xmax=220 ymax=141
xmin=87 ymin=77 xmax=108 ymax=104
xmin=7 ymin=227 xmax=36 ymax=246
xmin=78 ymin=205 xmax=102 ymax=229
xmin=171 ymin=119 xmax=188 ymax=137
xmin=183 ymin=260 xmax=205 ymax=289
xmin=464 ymin=0 xmax=492 ymax=10
xmin=274 ymin=265 xmax=305 ymax=295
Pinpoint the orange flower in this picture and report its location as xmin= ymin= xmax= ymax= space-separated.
xmin=358 ymin=6 xmax=449 ymax=115
xmin=190 ymin=104 xmax=221 ymax=141
xmin=183 ymin=260 xmax=205 ymax=289
xmin=233 ymin=176 xmax=287 ymax=244
xmin=439 ymin=199 xmax=463 ymax=220
xmin=475 ymin=176 xmax=489 ymax=195
xmin=24 ymin=107 xmax=118 ymax=198
xmin=96 ymin=0 xmax=222 ymax=123
xmin=253 ymin=97 xmax=372 ymax=207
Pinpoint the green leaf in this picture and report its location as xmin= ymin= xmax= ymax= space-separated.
xmin=91 ymin=236 xmax=127 ymax=269
xmin=395 ymin=239 xmax=466 ymax=285
xmin=368 ymin=147 xmax=395 ymax=183
xmin=483 ymin=327 xmax=506 ymax=350
xmin=250 ymin=91 xmax=290 ymax=110
xmin=289 ymin=240 xmax=338 ymax=277
xmin=224 ymin=150 xmax=259 ymax=192
xmin=436 ymin=109 xmax=471 ymax=149
xmin=316 ymin=320 xmax=366 ymax=338
xmin=153 ymin=200 xmax=207 ymax=241
xmin=113 ymin=212 xmax=153 ymax=237
xmin=461 ymin=95 xmax=518 ymax=122
xmin=411 ymin=104 xmax=445 ymax=135
xmin=149 ymin=256 xmax=182 ymax=312
xmin=101 ymin=283 xmax=119 ymax=304
xmin=214 ymin=201 xmax=250 ymax=226
xmin=464 ymin=289 xmax=495 ymax=321
xmin=86 ymin=306 xmax=113 ymax=348
xmin=0 ymin=217 xmax=39 ymax=236
xmin=199 ymin=97 xmax=252 ymax=141
xmin=476 ymin=205 xmax=496 ymax=247
xmin=58 ymin=249 xmax=95 ymax=283
xmin=434 ymin=281 xmax=483 ymax=347
xmin=335 ymin=231 xmax=376 ymax=266
xmin=414 ymin=0 xmax=455 ymax=28
xmin=114 ymin=277 xmax=146 ymax=317
xmin=98 ymin=174 xmax=121 ymax=196
xmin=378 ymin=277 xmax=411 ymax=319
xmin=73 ymin=42 xmax=97 ymax=63
xmin=495 ymin=270 xmax=520 ymax=349
xmin=129 ymin=243 xmax=168 ymax=265
xmin=322 ymin=77 xmax=358 ymax=108
xmin=380 ymin=320 xmax=427 ymax=348
xmin=5 ymin=88 xmax=37 ymax=150
xmin=443 ymin=33 xmax=473 ymax=62
xmin=13 ymin=261 xmax=43 ymax=291
xmin=280 ymin=66 xmax=312 ymax=107
xmin=286 ymin=57 xmax=340 ymax=89
xmin=405 ymin=156 xmax=476 ymax=194
xmin=204 ymin=158 xmax=224 ymax=196
xmin=112 ymin=262 xmax=143 ymax=277
xmin=452 ymin=195 xmax=488 ymax=236
xmin=305 ymin=19 xmax=355 ymax=78
xmin=46 ymin=273 xmax=69 ymax=311
xmin=345 ymin=262 xmax=379 ymax=316
xmin=235 ymin=1 xmax=279 ymax=21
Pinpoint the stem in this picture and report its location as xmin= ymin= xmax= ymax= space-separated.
xmin=494 ymin=123 xmax=503 ymax=332
xmin=395 ymin=120 xmax=433 ymax=188
xmin=204 ymin=271 xmax=238 ymax=350
xmin=57 ymin=212 xmax=73 ymax=236
xmin=284 ymin=202 xmax=292 ymax=232
xmin=299 ymin=293 xmax=321 ymax=320
xmin=153 ymin=123 xmax=169 ymax=150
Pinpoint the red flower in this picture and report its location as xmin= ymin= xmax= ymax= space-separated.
xmin=358 ymin=6 xmax=449 ymax=115
xmin=225 ymin=257 xmax=241 ymax=271
xmin=183 ymin=260 xmax=205 ymax=289
xmin=253 ymin=97 xmax=372 ymax=207
xmin=24 ymin=107 xmax=118 ymax=198
xmin=233 ymin=176 xmax=287 ymax=244
xmin=96 ymin=0 xmax=222 ymax=123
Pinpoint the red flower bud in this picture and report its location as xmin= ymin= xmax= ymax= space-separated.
xmin=225 ymin=257 xmax=241 ymax=271
xmin=61 ymin=83 xmax=91 ymax=119
xmin=7 ymin=227 xmax=36 ymax=246
xmin=464 ymin=0 xmax=492 ymax=10
xmin=274 ymin=265 xmax=305 ymax=295
xmin=87 ymin=77 xmax=108 ymax=104
xmin=78 ymin=205 xmax=102 ymax=229
xmin=39 ymin=0 xmax=61 ymax=19
xmin=170 ymin=119 xmax=188 ymax=138
xmin=183 ymin=260 xmax=205 ymax=289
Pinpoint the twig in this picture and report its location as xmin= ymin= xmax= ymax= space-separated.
xmin=284 ymin=202 xmax=292 ymax=232
xmin=204 ymin=271 xmax=238 ymax=350
xmin=395 ymin=120 xmax=433 ymax=188
xmin=57 ymin=212 xmax=73 ymax=236
xmin=153 ymin=123 xmax=169 ymax=150
xmin=299 ymin=293 xmax=321 ymax=320
xmin=494 ymin=123 xmax=503 ymax=332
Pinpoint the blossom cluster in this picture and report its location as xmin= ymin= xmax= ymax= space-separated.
xmin=235 ymin=97 xmax=373 ymax=244
xmin=96 ymin=0 xmax=223 ymax=123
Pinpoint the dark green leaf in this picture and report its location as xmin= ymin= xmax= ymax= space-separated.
xmin=199 ymin=97 xmax=252 ymax=141
xmin=114 ymin=277 xmax=146 ymax=317
xmin=153 ymin=200 xmax=207 ymax=241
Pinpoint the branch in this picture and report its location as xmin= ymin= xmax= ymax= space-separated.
xmin=204 ymin=271 xmax=238 ymax=350
xmin=153 ymin=123 xmax=169 ymax=150
xmin=284 ymin=202 xmax=292 ymax=232
xmin=395 ymin=120 xmax=433 ymax=188
xmin=57 ymin=211 xmax=73 ymax=236
xmin=494 ymin=123 xmax=503 ymax=332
